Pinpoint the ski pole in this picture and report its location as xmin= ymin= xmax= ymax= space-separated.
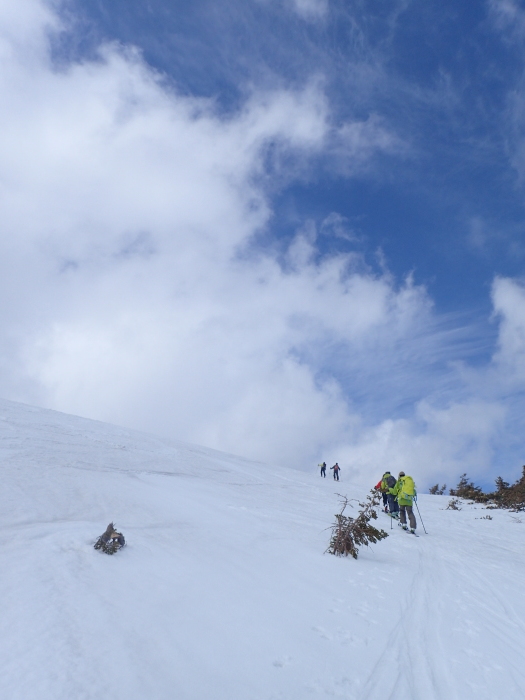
xmin=414 ymin=498 xmax=427 ymax=534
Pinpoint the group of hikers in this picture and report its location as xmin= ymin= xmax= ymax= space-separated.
xmin=318 ymin=462 xmax=418 ymax=534
xmin=375 ymin=470 xmax=418 ymax=534
xmin=318 ymin=462 xmax=340 ymax=480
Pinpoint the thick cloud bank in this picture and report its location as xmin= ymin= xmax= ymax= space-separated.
xmin=0 ymin=0 xmax=524 ymax=486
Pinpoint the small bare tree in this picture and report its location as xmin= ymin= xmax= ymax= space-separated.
xmin=429 ymin=483 xmax=447 ymax=495
xmin=446 ymin=498 xmax=462 ymax=511
xmin=94 ymin=522 xmax=126 ymax=555
xmin=326 ymin=490 xmax=388 ymax=559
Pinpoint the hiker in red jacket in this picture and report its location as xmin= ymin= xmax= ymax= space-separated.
xmin=330 ymin=463 xmax=341 ymax=481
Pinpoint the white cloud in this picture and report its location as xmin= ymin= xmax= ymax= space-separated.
xmin=256 ymin=0 xmax=328 ymax=22
xmin=291 ymin=0 xmax=329 ymax=20
xmin=489 ymin=1 xmax=525 ymax=182
xmin=489 ymin=0 xmax=525 ymax=37
xmin=491 ymin=276 xmax=525 ymax=381
xmin=0 ymin=0 xmax=416 ymax=468
xmin=0 ymin=0 xmax=524 ymax=489
xmin=333 ymin=114 xmax=407 ymax=174
xmin=326 ymin=398 xmax=506 ymax=487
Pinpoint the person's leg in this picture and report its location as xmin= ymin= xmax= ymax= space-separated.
xmin=382 ymin=492 xmax=388 ymax=508
xmin=387 ymin=493 xmax=399 ymax=516
xmin=406 ymin=505 xmax=417 ymax=530
xmin=399 ymin=505 xmax=407 ymax=527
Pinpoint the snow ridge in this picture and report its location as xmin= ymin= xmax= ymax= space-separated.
xmin=1 ymin=398 xmax=523 ymax=699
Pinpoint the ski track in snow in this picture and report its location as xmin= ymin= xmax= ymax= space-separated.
xmin=1 ymin=398 xmax=524 ymax=699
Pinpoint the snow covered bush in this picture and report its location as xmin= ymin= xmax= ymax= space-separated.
xmin=326 ymin=490 xmax=388 ymax=559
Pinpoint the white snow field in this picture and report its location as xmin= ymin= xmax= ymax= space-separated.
xmin=1 ymin=398 xmax=524 ymax=700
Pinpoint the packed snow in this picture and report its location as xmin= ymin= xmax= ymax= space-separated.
xmin=1 ymin=398 xmax=524 ymax=700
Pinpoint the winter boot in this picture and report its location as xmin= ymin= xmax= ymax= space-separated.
xmin=410 ymin=528 xmax=416 ymax=534
xmin=402 ymin=524 xmax=408 ymax=531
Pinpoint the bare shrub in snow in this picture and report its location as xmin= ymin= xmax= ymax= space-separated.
xmin=429 ymin=483 xmax=447 ymax=495
xmin=94 ymin=522 xmax=126 ymax=555
xmin=446 ymin=498 xmax=462 ymax=511
xmin=327 ymin=490 xmax=388 ymax=559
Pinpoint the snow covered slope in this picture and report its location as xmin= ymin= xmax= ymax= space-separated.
xmin=1 ymin=398 xmax=524 ymax=700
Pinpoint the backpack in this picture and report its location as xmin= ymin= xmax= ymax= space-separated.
xmin=400 ymin=476 xmax=416 ymax=499
xmin=386 ymin=475 xmax=396 ymax=489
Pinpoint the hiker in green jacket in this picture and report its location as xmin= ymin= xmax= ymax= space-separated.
xmin=393 ymin=471 xmax=417 ymax=532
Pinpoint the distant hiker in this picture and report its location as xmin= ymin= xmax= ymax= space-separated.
xmin=331 ymin=463 xmax=341 ymax=481
xmin=319 ymin=462 xmax=327 ymax=477
xmin=393 ymin=471 xmax=417 ymax=533
xmin=383 ymin=471 xmax=399 ymax=518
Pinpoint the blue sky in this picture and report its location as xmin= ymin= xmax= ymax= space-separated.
xmin=1 ymin=0 xmax=525 ymax=487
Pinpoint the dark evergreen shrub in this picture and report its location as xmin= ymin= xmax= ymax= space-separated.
xmin=327 ymin=490 xmax=388 ymax=559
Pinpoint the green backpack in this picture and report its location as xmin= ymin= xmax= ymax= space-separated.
xmin=400 ymin=476 xmax=416 ymax=500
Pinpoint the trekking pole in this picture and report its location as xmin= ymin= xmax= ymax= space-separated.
xmin=414 ymin=498 xmax=428 ymax=534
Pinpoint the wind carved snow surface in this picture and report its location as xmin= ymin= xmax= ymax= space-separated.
xmin=0 ymin=398 xmax=524 ymax=699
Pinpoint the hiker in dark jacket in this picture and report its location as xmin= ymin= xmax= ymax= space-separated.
xmin=330 ymin=463 xmax=341 ymax=481
xmin=382 ymin=471 xmax=399 ymax=519
xmin=319 ymin=462 xmax=327 ymax=477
